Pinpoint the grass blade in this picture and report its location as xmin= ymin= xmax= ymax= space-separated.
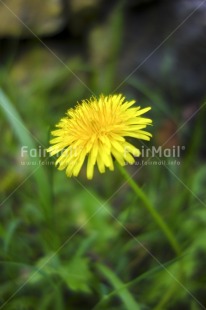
xmin=96 ymin=263 xmax=141 ymax=310
xmin=0 ymin=89 xmax=51 ymax=213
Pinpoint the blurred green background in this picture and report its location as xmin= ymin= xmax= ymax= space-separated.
xmin=1 ymin=0 xmax=206 ymax=309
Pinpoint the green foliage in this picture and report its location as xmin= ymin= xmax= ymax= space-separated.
xmin=1 ymin=4 xmax=206 ymax=309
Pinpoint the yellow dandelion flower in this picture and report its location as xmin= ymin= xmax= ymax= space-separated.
xmin=47 ymin=94 xmax=152 ymax=179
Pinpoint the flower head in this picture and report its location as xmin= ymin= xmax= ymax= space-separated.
xmin=47 ymin=94 xmax=152 ymax=179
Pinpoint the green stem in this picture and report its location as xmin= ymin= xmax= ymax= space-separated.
xmin=117 ymin=164 xmax=181 ymax=256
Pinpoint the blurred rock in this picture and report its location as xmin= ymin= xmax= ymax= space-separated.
xmin=0 ymin=0 xmax=64 ymax=37
xmin=1 ymin=0 xmax=206 ymax=109
xmin=118 ymin=0 xmax=206 ymax=105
